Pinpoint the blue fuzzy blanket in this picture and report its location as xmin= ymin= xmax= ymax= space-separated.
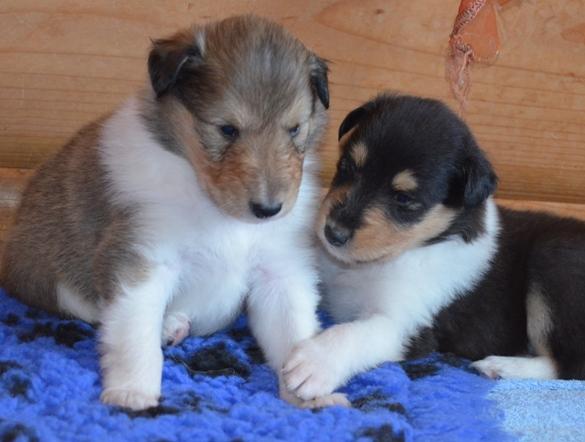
xmin=1 ymin=287 xmax=580 ymax=442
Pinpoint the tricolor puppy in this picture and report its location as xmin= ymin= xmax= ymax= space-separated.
xmin=283 ymin=93 xmax=585 ymax=401
xmin=1 ymin=15 xmax=349 ymax=410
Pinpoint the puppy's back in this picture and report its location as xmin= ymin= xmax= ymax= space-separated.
xmin=0 ymin=118 xmax=124 ymax=314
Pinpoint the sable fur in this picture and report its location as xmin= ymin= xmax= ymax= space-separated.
xmin=1 ymin=118 xmax=143 ymax=318
xmin=1 ymin=15 xmax=348 ymax=411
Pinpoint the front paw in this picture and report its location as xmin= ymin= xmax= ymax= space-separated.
xmin=101 ymin=388 xmax=159 ymax=410
xmin=282 ymin=338 xmax=342 ymax=401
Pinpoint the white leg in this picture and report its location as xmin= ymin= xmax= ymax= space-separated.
xmin=100 ymin=263 xmax=179 ymax=410
xmin=247 ymin=256 xmax=350 ymax=408
xmin=471 ymin=355 xmax=557 ymax=380
xmin=283 ymin=314 xmax=401 ymax=401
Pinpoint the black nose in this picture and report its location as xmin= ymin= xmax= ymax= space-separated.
xmin=250 ymin=201 xmax=282 ymax=219
xmin=324 ymin=223 xmax=351 ymax=247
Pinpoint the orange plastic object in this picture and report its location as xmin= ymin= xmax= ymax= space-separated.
xmin=446 ymin=0 xmax=502 ymax=108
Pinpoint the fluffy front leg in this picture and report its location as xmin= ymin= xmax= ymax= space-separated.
xmin=247 ymin=256 xmax=350 ymax=408
xmin=99 ymin=264 xmax=179 ymax=410
xmin=283 ymin=314 xmax=401 ymax=401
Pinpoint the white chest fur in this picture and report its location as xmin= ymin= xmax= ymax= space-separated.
xmin=320 ymin=199 xmax=500 ymax=352
xmin=99 ymin=97 xmax=319 ymax=335
xmin=282 ymin=200 xmax=502 ymax=402
xmin=93 ymin=96 xmax=325 ymax=410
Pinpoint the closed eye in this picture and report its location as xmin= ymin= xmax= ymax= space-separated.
xmin=393 ymin=192 xmax=423 ymax=212
xmin=219 ymin=124 xmax=239 ymax=140
xmin=288 ymin=124 xmax=300 ymax=138
xmin=394 ymin=192 xmax=413 ymax=205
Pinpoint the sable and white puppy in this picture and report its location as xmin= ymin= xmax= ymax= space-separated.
xmin=1 ymin=15 xmax=348 ymax=410
xmin=283 ymin=93 xmax=585 ymax=401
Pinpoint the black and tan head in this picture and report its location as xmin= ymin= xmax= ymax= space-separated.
xmin=144 ymin=15 xmax=329 ymax=221
xmin=318 ymin=94 xmax=497 ymax=265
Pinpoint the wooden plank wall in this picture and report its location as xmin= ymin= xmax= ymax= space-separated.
xmin=1 ymin=0 xmax=585 ymax=243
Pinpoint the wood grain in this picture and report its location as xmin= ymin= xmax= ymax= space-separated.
xmin=0 ymin=0 xmax=584 ymax=205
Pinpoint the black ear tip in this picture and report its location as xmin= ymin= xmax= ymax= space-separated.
xmin=310 ymin=55 xmax=330 ymax=110
xmin=337 ymin=105 xmax=369 ymax=141
xmin=313 ymin=76 xmax=329 ymax=109
xmin=337 ymin=123 xmax=348 ymax=141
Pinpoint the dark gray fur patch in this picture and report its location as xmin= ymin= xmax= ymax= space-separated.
xmin=1 ymin=117 xmax=146 ymax=313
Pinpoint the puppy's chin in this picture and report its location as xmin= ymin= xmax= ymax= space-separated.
xmin=318 ymin=203 xmax=457 ymax=265
xmin=317 ymin=232 xmax=402 ymax=266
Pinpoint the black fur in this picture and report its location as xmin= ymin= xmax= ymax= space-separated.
xmin=424 ymin=209 xmax=585 ymax=377
xmin=338 ymin=103 xmax=369 ymax=140
xmin=334 ymin=93 xmax=585 ymax=379
xmin=310 ymin=55 xmax=330 ymax=110
xmin=328 ymin=94 xmax=496 ymax=238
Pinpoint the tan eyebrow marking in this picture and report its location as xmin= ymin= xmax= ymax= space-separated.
xmin=392 ymin=169 xmax=418 ymax=191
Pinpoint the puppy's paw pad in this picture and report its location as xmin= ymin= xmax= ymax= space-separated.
xmin=162 ymin=312 xmax=191 ymax=346
xmin=101 ymin=389 xmax=159 ymax=410
xmin=283 ymin=340 xmax=338 ymax=400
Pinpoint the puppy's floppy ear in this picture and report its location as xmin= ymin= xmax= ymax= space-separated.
xmin=460 ymin=136 xmax=498 ymax=208
xmin=309 ymin=54 xmax=329 ymax=109
xmin=338 ymin=105 xmax=369 ymax=141
xmin=148 ymin=30 xmax=204 ymax=98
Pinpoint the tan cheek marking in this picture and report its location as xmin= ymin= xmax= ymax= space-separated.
xmin=351 ymin=142 xmax=368 ymax=168
xmin=392 ymin=170 xmax=418 ymax=192
xmin=349 ymin=204 xmax=456 ymax=262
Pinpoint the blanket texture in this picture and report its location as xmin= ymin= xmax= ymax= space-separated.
xmin=0 ymin=288 xmax=512 ymax=442
xmin=490 ymin=379 xmax=585 ymax=441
